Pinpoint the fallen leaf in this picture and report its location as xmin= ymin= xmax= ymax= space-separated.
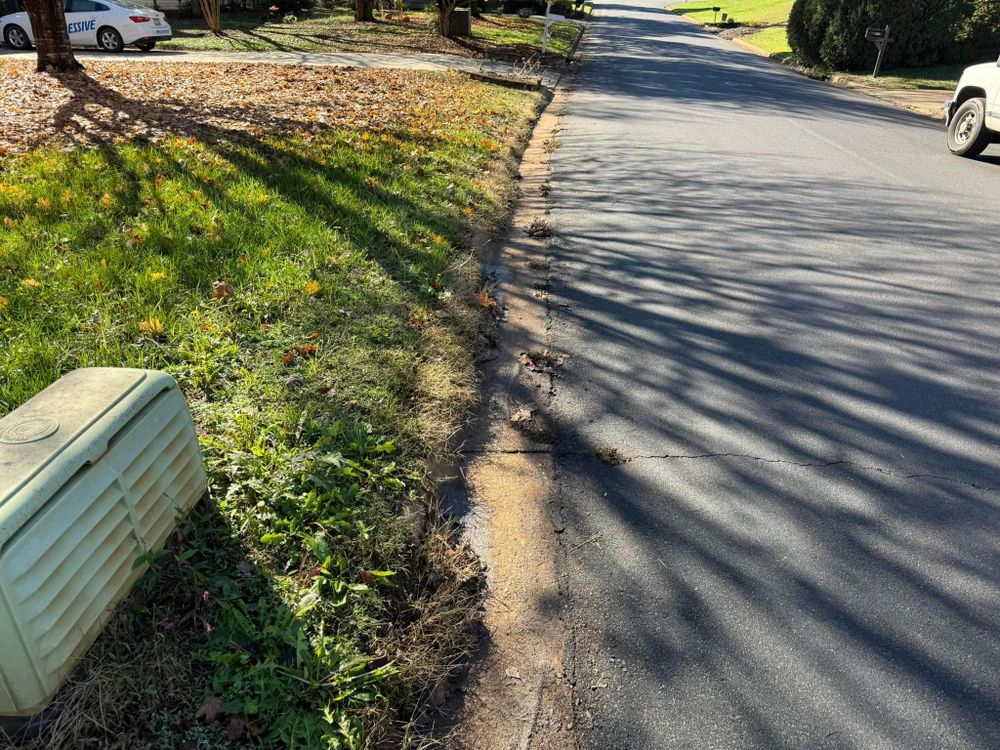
xmin=227 ymin=717 xmax=245 ymax=741
xmin=211 ymin=280 xmax=235 ymax=300
xmin=195 ymin=695 xmax=222 ymax=724
xmin=138 ymin=317 xmax=165 ymax=338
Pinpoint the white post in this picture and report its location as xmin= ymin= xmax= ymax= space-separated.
xmin=541 ymin=0 xmax=553 ymax=55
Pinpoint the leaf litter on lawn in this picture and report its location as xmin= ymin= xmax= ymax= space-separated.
xmin=0 ymin=59 xmax=519 ymax=153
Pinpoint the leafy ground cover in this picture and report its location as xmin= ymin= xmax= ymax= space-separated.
xmin=0 ymin=59 xmax=542 ymax=748
xmin=160 ymin=8 xmax=581 ymax=60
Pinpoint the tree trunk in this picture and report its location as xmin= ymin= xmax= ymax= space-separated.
xmin=197 ymin=0 xmax=222 ymax=34
xmin=437 ymin=0 xmax=454 ymax=36
xmin=354 ymin=0 xmax=375 ymax=21
xmin=24 ymin=0 xmax=80 ymax=73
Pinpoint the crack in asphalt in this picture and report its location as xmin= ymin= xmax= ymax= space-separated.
xmin=461 ymin=447 xmax=1000 ymax=492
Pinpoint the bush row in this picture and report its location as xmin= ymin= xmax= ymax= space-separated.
xmin=788 ymin=0 xmax=1000 ymax=70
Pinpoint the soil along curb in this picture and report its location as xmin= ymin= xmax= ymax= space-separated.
xmin=443 ymin=85 xmax=578 ymax=748
xmin=828 ymin=78 xmax=951 ymax=120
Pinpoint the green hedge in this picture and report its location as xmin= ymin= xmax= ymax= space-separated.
xmin=788 ymin=0 xmax=1000 ymax=70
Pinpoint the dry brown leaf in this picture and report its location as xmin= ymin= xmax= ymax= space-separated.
xmin=195 ymin=695 xmax=222 ymax=724
xmin=211 ymin=280 xmax=235 ymax=300
xmin=226 ymin=717 xmax=245 ymax=741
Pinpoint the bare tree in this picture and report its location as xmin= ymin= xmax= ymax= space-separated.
xmin=197 ymin=0 xmax=222 ymax=33
xmin=23 ymin=0 xmax=80 ymax=72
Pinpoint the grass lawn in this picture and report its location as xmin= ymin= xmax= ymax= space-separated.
xmin=0 ymin=59 xmax=541 ymax=748
xmin=832 ymin=65 xmax=964 ymax=90
xmin=670 ymin=0 xmax=792 ymax=26
xmin=161 ymin=8 xmax=582 ymax=59
xmin=741 ymin=24 xmax=791 ymax=59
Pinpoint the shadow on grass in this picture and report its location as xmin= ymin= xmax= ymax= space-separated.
xmin=0 ymin=68 xmax=509 ymax=747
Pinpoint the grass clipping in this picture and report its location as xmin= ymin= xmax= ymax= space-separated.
xmin=0 ymin=62 xmax=542 ymax=749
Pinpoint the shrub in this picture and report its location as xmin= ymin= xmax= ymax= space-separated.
xmin=788 ymin=0 xmax=1000 ymax=70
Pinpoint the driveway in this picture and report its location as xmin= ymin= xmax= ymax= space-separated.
xmin=545 ymin=2 xmax=1000 ymax=749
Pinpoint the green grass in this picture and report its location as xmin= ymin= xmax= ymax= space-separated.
xmin=0 ymin=77 xmax=540 ymax=749
xmin=833 ymin=64 xmax=964 ymax=90
xmin=741 ymin=24 xmax=791 ymax=58
xmin=161 ymin=8 xmax=581 ymax=58
xmin=474 ymin=16 xmax=582 ymax=58
xmin=670 ymin=0 xmax=792 ymax=26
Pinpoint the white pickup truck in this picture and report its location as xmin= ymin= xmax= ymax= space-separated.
xmin=946 ymin=55 xmax=1000 ymax=157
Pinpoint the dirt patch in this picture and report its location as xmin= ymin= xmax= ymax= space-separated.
xmin=713 ymin=24 xmax=770 ymax=41
xmin=445 ymin=87 xmax=578 ymax=750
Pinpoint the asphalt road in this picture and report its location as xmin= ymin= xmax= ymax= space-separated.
xmin=547 ymin=4 xmax=1000 ymax=749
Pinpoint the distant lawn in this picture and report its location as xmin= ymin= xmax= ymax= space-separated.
xmin=670 ymin=0 xmax=793 ymax=26
xmin=741 ymin=24 xmax=790 ymax=58
xmin=161 ymin=8 xmax=581 ymax=59
xmin=833 ymin=64 xmax=964 ymax=90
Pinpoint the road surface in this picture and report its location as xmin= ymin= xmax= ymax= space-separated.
xmin=546 ymin=3 xmax=1000 ymax=749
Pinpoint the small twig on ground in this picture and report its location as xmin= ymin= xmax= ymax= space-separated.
xmin=568 ymin=532 xmax=602 ymax=553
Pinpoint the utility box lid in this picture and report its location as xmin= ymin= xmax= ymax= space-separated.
xmin=0 ymin=368 xmax=172 ymax=546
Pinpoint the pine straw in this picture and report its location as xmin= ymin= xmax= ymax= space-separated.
xmin=3 ymin=617 xmax=205 ymax=749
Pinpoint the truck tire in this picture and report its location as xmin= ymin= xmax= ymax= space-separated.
xmin=948 ymin=97 xmax=992 ymax=157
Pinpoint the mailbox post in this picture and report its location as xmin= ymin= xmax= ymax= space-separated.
xmin=865 ymin=25 xmax=891 ymax=78
xmin=541 ymin=0 xmax=554 ymax=54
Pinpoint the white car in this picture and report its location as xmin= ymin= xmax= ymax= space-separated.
xmin=945 ymin=54 xmax=1000 ymax=157
xmin=1 ymin=0 xmax=171 ymax=52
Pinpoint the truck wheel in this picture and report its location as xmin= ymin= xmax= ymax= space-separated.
xmin=4 ymin=25 xmax=31 ymax=50
xmin=948 ymin=97 xmax=992 ymax=157
xmin=97 ymin=26 xmax=124 ymax=52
